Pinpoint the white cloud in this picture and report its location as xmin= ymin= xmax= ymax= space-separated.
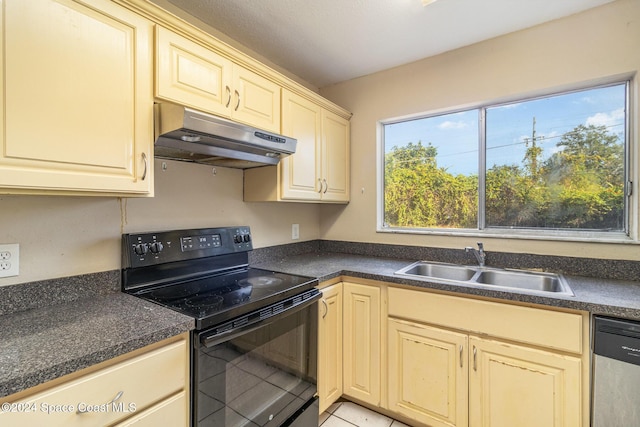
xmin=439 ymin=121 xmax=467 ymax=130
xmin=586 ymin=108 xmax=625 ymax=128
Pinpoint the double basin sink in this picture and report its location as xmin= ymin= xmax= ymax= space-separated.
xmin=395 ymin=261 xmax=573 ymax=296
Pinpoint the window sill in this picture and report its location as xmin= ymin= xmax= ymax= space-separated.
xmin=377 ymin=226 xmax=637 ymax=244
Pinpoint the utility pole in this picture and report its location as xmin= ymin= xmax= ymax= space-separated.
xmin=523 ymin=116 xmax=542 ymax=177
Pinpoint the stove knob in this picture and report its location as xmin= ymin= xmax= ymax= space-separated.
xmin=150 ymin=242 xmax=164 ymax=254
xmin=243 ymin=234 xmax=251 ymax=243
xmin=133 ymin=243 xmax=149 ymax=255
xmin=233 ymin=235 xmax=242 ymax=244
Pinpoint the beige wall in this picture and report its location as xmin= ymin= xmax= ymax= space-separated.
xmin=319 ymin=0 xmax=640 ymax=261
xmin=0 ymin=159 xmax=320 ymax=286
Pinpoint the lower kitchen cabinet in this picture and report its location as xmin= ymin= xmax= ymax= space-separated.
xmin=317 ymin=279 xmax=589 ymax=426
xmin=317 ymin=283 xmax=343 ymax=413
xmin=343 ymin=281 xmax=381 ymax=406
xmin=0 ymin=333 xmax=189 ymax=427
xmin=388 ymin=317 xmax=582 ymax=427
xmin=469 ymin=336 xmax=581 ymax=427
xmin=387 ymin=286 xmax=589 ymax=427
xmin=388 ymin=318 xmax=468 ymax=427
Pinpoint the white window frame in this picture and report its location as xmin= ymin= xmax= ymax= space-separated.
xmin=377 ymin=76 xmax=637 ymax=243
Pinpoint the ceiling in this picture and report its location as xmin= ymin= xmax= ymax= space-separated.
xmin=162 ymin=0 xmax=615 ymax=88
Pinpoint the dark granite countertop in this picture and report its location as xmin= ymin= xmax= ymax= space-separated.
xmin=0 ymin=292 xmax=194 ymax=398
xmin=2 ymin=247 xmax=638 ymax=400
xmin=252 ymin=252 xmax=640 ymax=321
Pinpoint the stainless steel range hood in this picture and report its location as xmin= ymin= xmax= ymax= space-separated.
xmin=154 ymin=103 xmax=297 ymax=169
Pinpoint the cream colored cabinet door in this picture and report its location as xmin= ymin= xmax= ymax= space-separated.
xmin=343 ymin=282 xmax=381 ymax=406
xmin=320 ymin=110 xmax=350 ymax=202
xmin=155 ymin=25 xmax=232 ymax=118
xmin=0 ymin=0 xmax=153 ymax=195
xmin=318 ymin=283 xmax=343 ymax=413
xmin=388 ymin=318 xmax=468 ymax=427
xmin=469 ymin=336 xmax=582 ymax=427
xmin=279 ymin=89 xmax=323 ymax=201
xmin=155 ymin=26 xmax=280 ymax=133
xmin=231 ymin=65 xmax=281 ymax=133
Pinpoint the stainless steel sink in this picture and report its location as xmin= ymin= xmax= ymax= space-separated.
xmin=399 ymin=262 xmax=476 ymax=281
xmin=395 ymin=261 xmax=573 ymax=296
xmin=474 ymin=269 xmax=571 ymax=294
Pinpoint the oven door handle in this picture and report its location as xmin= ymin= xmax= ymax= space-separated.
xmin=200 ymin=292 xmax=321 ymax=348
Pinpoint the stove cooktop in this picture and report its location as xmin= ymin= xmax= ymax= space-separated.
xmin=130 ymin=267 xmax=317 ymax=330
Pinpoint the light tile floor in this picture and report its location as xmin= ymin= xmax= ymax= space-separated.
xmin=319 ymin=401 xmax=411 ymax=427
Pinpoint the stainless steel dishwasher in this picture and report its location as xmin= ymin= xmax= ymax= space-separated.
xmin=592 ymin=316 xmax=640 ymax=427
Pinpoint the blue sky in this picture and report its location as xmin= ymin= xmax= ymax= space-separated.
xmin=384 ymin=83 xmax=626 ymax=175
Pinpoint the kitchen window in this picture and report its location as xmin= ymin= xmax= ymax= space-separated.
xmin=381 ymin=80 xmax=630 ymax=240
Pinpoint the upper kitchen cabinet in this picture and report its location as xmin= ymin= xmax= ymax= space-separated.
xmin=155 ymin=26 xmax=281 ymax=133
xmin=244 ymin=90 xmax=350 ymax=203
xmin=320 ymin=108 xmax=350 ymax=202
xmin=0 ymin=0 xmax=154 ymax=196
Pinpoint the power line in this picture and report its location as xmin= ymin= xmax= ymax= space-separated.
xmin=387 ymin=122 xmax=624 ymax=165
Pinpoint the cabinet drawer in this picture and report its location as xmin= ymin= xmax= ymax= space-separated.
xmin=0 ymin=338 xmax=187 ymax=426
xmin=114 ymin=391 xmax=187 ymax=427
xmin=388 ymin=287 xmax=583 ymax=353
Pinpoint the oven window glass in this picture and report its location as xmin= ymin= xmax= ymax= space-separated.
xmin=196 ymin=305 xmax=317 ymax=427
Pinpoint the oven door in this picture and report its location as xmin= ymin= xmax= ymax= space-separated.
xmin=195 ymin=293 xmax=320 ymax=427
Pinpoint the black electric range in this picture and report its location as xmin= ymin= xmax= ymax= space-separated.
xmin=122 ymin=226 xmax=321 ymax=427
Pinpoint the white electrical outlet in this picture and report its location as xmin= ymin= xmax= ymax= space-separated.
xmin=291 ymin=224 xmax=300 ymax=240
xmin=0 ymin=244 xmax=19 ymax=278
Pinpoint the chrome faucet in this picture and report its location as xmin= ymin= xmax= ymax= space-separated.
xmin=465 ymin=242 xmax=486 ymax=267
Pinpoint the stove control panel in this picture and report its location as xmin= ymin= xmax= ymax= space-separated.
xmin=181 ymin=234 xmax=222 ymax=252
xmin=122 ymin=226 xmax=252 ymax=269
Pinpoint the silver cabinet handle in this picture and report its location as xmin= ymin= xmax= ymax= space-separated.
xmin=225 ymin=86 xmax=231 ymax=107
xmin=77 ymin=390 xmax=123 ymax=414
xmin=317 ymin=178 xmax=323 ymax=193
xmin=321 ymin=299 xmax=328 ymax=319
xmin=322 ymin=179 xmax=328 ymax=194
xmin=473 ymin=346 xmax=477 ymax=371
xmin=459 ymin=345 xmax=463 ymax=368
xmin=141 ymin=152 xmax=148 ymax=181
xmin=234 ymin=89 xmax=240 ymax=111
